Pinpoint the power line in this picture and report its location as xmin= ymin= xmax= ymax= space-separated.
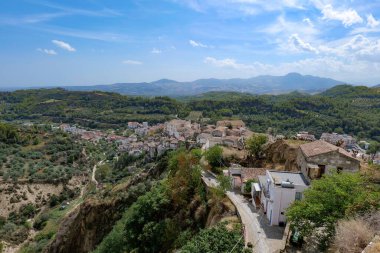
xmin=229 ymin=235 xmax=244 ymax=253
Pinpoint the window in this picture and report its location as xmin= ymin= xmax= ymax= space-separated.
xmin=295 ymin=192 xmax=302 ymax=200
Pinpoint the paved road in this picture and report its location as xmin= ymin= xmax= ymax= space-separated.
xmin=202 ymin=171 xmax=285 ymax=253
xmin=227 ymin=191 xmax=271 ymax=253
xmin=226 ymin=191 xmax=285 ymax=253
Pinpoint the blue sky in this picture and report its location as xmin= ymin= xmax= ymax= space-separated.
xmin=1 ymin=0 xmax=380 ymax=87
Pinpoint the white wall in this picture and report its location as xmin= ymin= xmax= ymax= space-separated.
xmin=265 ymin=178 xmax=308 ymax=226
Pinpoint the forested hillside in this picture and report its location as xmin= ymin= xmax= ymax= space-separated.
xmin=0 ymin=85 xmax=379 ymax=141
xmin=0 ymin=89 xmax=182 ymax=128
xmin=185 ymin=85 xmax=380 ymax=140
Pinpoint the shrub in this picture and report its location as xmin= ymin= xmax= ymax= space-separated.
xmin=204 ymin=146 xmax=223 ymax=170
xmin=181 ymin=222 xmax=244 ymax=253
xmin=0 ymin=216 xmax=6 ymax=229
xmin=20 ymin=203 xmax=36 ymax=219
xmin=333 ymin=217 xmax=374 ymax=253
xmin=287 ymin=173 xmax=380 ymax=250
xmin=49 ymin=194 xmax=59 ymax=207
xmin=33 ymin=213 xmax=49 ymax=230
xmin=243 ymin=179 xmax=257 ymax=193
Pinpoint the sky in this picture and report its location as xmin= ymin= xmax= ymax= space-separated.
xmin=1 ymin=0 xmax=380 ymax=87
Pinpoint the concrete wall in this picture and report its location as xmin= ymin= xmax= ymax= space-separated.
xmin=267 ymin=184 xmax=307 ymax=225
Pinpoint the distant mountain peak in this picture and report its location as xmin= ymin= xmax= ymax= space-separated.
xmin=150 ymin=79 xmax=178 ymax=84
xmin=285 ymin=72 xmax=303 ymax=77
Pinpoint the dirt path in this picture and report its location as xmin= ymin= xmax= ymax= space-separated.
xmin=91 ymin=160 xmax=103 ymax=186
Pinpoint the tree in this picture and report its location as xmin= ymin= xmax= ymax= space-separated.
xmin=286 ymin=173 xmax=380 ymax=250
xmin=49 ymin=194 xmax=59 ymax=207
xmin=246 ymin=134 xmax=267 ymax=159
xmin=123 ymin=184 xmax=171 ymax=253
xmin=215 ymin=174 xmax=231 ymax=196
xmin=181 ymin=222 xmax=245 ymax=253
xmin=204 ymin=146 xmax=223 ymax=170
xmin=367 ymin=141 xmax=380 ymax=155
xmin=96 ymin=164 xmax=111 ymax=181
xmin=20 ymin=203 xmax=36 ymax=219
xmin=243 ymin=179 xmax=257 ymax=193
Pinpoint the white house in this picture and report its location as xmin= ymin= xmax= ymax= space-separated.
xmin=256 ymin=170 xmax=309 ymax=226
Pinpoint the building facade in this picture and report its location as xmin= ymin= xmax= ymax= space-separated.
xmin=257 ymin=171 xmax=309 ymax=226
xmin=297 ymin=140 xmax=360 ymax=182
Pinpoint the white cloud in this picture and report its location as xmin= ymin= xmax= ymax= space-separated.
xmin=189 ymin=40 xmax=209 ymax=48
xmin=122 ymin=60 xmax=143 ymax=65
xmin=289 ymin=34 xmax=319 ymax=53
xmin=204 ymin=55 xmax=380 ymax=84
xmin=314 ymin=34 xmax=380 ymax=62
xmin=151 ymin=48 xmax=162 ymax=54
xmin=37 ymin=48 xmax=57 ymax=55
xmin=204 ymin=57 xmax=246 ymax=69
xmin=204 ymin=57 xmax=270 ymax=72
xmin=367 ymin=14 xmax=380 ymax=28
xmin=321 ymin=4 xmax=363 ymax=27
xmin=302 ymin=18 xmax=314 ymax=27
xmin=264 ymin=15 xmax=319 ymax=38
xmin=52 ymin=40 xmax=76 ymax=52
xmin=344 ymin=35 xmax=380 ymax=62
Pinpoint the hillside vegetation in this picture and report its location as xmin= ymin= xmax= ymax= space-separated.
xmin=1 ymin=85 xmax=379 ymax=141
xmin=0 ymin=88 xmax=182 ymax=129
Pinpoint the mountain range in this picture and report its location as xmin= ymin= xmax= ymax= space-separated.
xmin=65 ymin=73 xmax=345 ymax=97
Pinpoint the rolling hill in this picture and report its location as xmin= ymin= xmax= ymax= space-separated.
xmin=1 ymin=85 xmax=379 ymax=141
xmin=65 ymin=73 xmax=345 ymax=97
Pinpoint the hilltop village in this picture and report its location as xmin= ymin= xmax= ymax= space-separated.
xmin=59 ymin=119 xmax=253 ymax=158
xmin=1 ymin=115 xmax=379 ymax=253
xmin=56 ymin=118 xmax=380 ymax=252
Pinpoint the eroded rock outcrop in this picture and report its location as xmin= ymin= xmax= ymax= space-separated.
xmin=264 ymin=139 xmax=302 ymax=171
xmin=45 ymin=172 xmax=153 ymax=253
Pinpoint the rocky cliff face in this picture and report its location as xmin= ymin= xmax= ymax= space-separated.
xmin=264 ymin=139 xmax=301 ymax=171
xmin=45 ymin=198 xmax=120 ymax=253
xmin=44 ymin=172 xmax=153 ymax=253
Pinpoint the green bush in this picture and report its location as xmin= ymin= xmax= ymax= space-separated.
xmin=181 ymin=222 xmax=244 ymax=253
xmin=204 ymin=145 xmax=223 ymax=171
xmin=33 ymin=213 xmax=49 ymax=230
xmin=287 ymin=172 xmax=380 ymax=250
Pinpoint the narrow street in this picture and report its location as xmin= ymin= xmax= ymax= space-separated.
xmin=202 ymin=170 xmax=285 ymax=253
xmin=227 ymin=191 xmax=269 ymax=252
xmin=226 ymin=191 xmax=285 ymax=253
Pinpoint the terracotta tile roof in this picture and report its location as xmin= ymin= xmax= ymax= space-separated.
xmin=300 ymin=140 xmax=356 ymax=160
xmin=241 ymin=168 xmax=266 ymax=182
xmin=216 ymin=120 xmax=245 ymax=128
